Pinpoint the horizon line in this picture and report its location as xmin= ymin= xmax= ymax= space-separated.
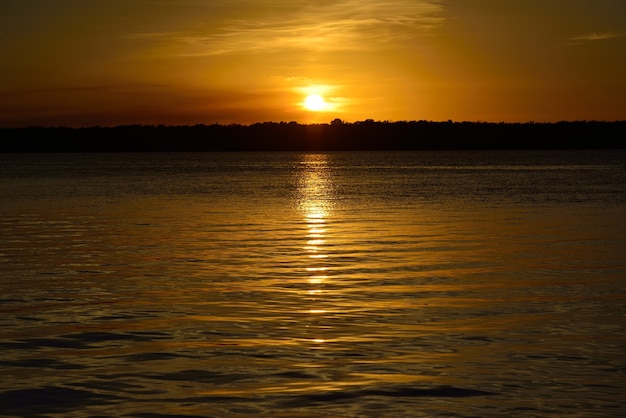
xmin=3 ymin=119 xmax=626 ymax=130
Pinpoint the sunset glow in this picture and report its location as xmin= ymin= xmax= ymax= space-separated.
xmin=304 ymin=94 xmax=327 ymax=112
xmin=0 ymin=1 xmax=625 ymax=127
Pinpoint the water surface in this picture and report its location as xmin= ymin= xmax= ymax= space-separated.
xmin=1 ymin=151 xmax=625 ymax=417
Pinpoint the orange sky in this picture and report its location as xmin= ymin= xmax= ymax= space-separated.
xmin=1 ymin=0 xmax=625 ymax=127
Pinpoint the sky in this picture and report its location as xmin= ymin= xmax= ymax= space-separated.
xmin=1 ymin=0 xmax=625 ymax=127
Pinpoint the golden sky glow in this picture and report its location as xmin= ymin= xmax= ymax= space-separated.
xmin=1 ymin=0 xmax=625 ymax=127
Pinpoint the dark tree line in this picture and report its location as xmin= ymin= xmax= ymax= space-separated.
xmin=1 ymin=120 xmax=624 ymax=152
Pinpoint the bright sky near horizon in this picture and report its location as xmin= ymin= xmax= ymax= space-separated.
xmin=1 ymin=0 xmax=625 ymax=127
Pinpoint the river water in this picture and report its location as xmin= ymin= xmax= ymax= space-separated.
xmin=1 ymin=150 xmax=625 ymax=417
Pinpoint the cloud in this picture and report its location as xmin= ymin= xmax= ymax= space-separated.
xmin=152 ymin=0 xmax=446 ymax=56
xmin=569 ymin=32 xmax=625 ymax=42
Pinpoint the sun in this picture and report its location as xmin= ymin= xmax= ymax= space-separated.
xmin=304 ymin=94 xmax=327 ymax=111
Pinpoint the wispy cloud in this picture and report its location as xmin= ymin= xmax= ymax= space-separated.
xmin=569 ymin=32 xmax=625 ymax=42
xmin=127 ymin=0 xmax=446 ymax=57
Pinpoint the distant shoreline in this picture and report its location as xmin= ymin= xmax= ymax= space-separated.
xmin=1 ymin=120 xmax=624 ymax=152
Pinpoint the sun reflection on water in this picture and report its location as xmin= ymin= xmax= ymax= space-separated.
xmin=298 ymin=154 xmax=334 ymax=278
xmin=298 ymin=154 xmax=335 ymax=345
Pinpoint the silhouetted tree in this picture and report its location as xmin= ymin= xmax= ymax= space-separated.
xmin=1 ymin=121 xmax=624 ymax=152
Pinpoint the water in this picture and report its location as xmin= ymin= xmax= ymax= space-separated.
xmin=1 ymin=150 xmax=625 ymax=417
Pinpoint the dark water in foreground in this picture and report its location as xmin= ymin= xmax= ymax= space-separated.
xmin=1 ymin=150 xmax=625 ymax=417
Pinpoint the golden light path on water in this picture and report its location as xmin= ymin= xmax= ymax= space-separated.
xmin=299 ymin=154 xmax=333 ymax=346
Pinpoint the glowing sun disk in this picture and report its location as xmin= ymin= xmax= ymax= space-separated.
xmin=305 ymin=94 xmax=327 ymax=111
